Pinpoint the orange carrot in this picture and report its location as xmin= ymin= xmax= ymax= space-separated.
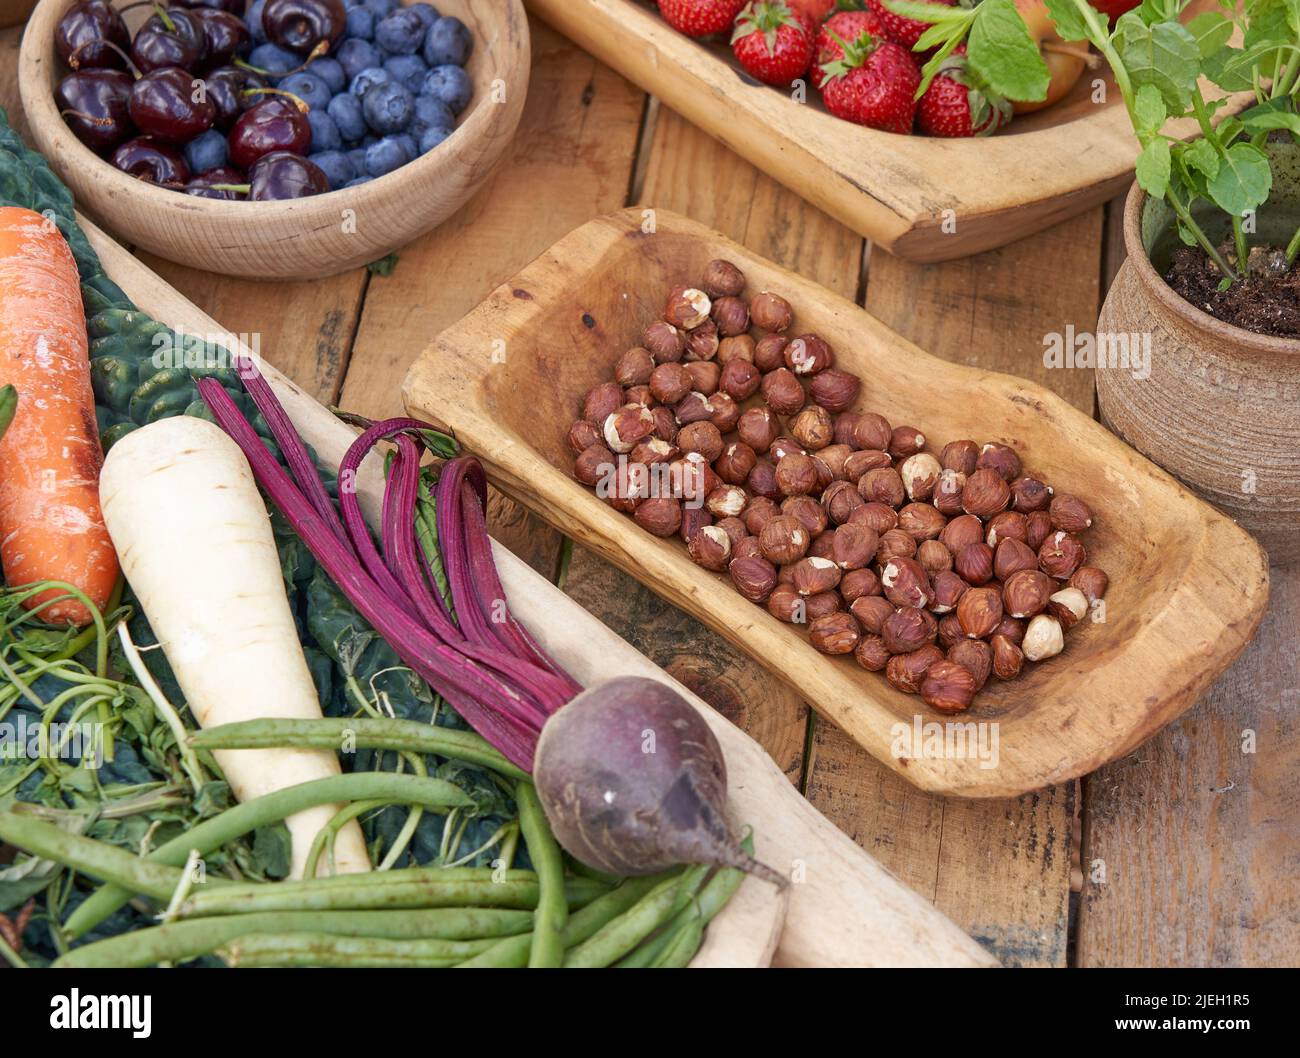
xmin=0 ymin=206 xmax=118 ymax=626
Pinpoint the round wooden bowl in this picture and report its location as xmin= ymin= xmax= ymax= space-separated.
xmin=18 ymin=0 xmax=530 ymax=279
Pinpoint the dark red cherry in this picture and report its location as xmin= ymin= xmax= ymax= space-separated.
xmin=110 ymin=137 xmax=190 ymax=186
xmin=176 ymin=0 xmax=245 ymax=13
xmin=56 ymin=68 xmax=134 ymax=152
xmin=185 ymin=165 xmax=247 ymax=199
xmin=249 ymin=151 xmax=328 ymax=200
xmin=129 ymin=67 xmax=216 ymax=143
xmin=189 ymin=8 xmax=252 ymax=68
xmin=262 ymin=0 xmax=346 ymax=55
xmin=131 ymin=8 xmax=208 ymax=73
xmin=228 ymin=98 xmax=310 ymax=170
xmin=55 ymin=0 xmax=130 ymax=70
xmin=201 ymin=65 xmax=267 ymax=131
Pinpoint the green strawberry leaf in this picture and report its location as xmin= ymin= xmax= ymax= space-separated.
xmin=1238 ymin=98 xmax=1300 ymax=135
xmin=1042 ymin=0 xmax=1096 ymax=44
xmin=1132 ymin=83 xmax=1166 ymax=136
xmin=1185 ymin=11 xmax=1234 ymax=57
xmin=967 ymin=0 xmax=1050 ymax=102
xmin=1181 ymin=136 xmax=1221 ymax=180
xmin=1202 ymin=46 xmax=1256 ymax=91
xmin=1135 ymin=137 xmax=1172 ymax=199
xmin=1206 ymin=141 xmax=1272 ymax=217
xmin=1115 ymin=13 xmax=1201 ymax=110
xmin=1135 ymin=0 xmax=1182 ymax=26
xmin=882 ymin=0 xmax=975 ymax=25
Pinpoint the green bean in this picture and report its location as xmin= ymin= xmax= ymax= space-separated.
xmin=617 ymin=857 xmax=747 ymax=968
xmin=564 ymin=867 xmax=709 ymax=968
xmin=53 ymin=908 xmax=533 ymax=968
xmin=218 ymin=933 xmax=495 ymax=968
xmin=651 ymin=912 xmax=704 ymax=968
xmin=516 ymin=782 xmax=566 ymax=968
xmin=303 ymin=799 xmax=385 ymax=880
xmin=187 ymin=718 xmax=527 ymax=781
xmin=64 ymin=772 xmax=474 ymax=938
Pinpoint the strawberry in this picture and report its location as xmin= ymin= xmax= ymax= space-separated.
xmin=865 ymin=0 xmax=957 ymax=50
xmin=1088 ymin=0 xmax=1140 ymax=19
xmin=819 ymin=28 xmax=920 ymax=134
xmin=811 ymin=9 xmax=888 ymax=89
xmin=916 ymin=46 xmax=1012 ymax=137
xmin=658 ymin=0 xmax=748 ymax=38
xmin=732 ymin=2 xmax=816 ymax=85
xmin=786 ymin=0 xmax=837 ymax=21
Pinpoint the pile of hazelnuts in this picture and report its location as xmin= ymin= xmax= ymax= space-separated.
xmin=566 ymin=258 xmax=1109 ymax=714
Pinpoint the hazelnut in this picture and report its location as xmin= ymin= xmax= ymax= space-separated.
xmin=1025 ymin=509 xmax=1053 ymax=550
xmin=685 ymin=360 xmax=721 ymax=396
xmin=850 ymin=594 xmax=894 ymax=634
xmin=876 ymin=527 xmax=918 ymax=564
xmin=759 ymin=515 xmax=810 ymax=565
xmin=733 ymin=536 xmax=763 ymax=562
xmin=1022 ymin=614 xmax=1065 ymax=661
xmin=977 ymin=442 xmax=1022 ymax=482
xmin=715 ymin=516 xmax=748 ymax=550
xmin=899 ymin=453 xmax=942 ymax=502
xmin=615 ymin=346 xmax=655 ymax=387
xmin=649 ymin=362 xmax=692 ymax=405
xmin=784 ymin=334 xmax=833 ymax=375
xmin=833 ymin=412 xmax=863 ymax=447
xmin=720 ymin=358 xmax=762 ymax=400
xmin=954 ymin=542 xmax=994 ymax=586
xmin=674 ymin=391 xmax=715 ymax=425
xmin=782 ymin=495 xmax=828 ymax=536
xmin=940 ymin=513 xmax=984 ymax=554
xmin=1068 ymin=566 xmax=1109 ymax=603
xmin=710 ymin=295 xmax=750 ymax=336
xmin=854 ymin=634 xmax=891 ymax=671
xmin=665 ymin=285 xmax=711 ymax=330
xmin=898 ymin=502 xmax=946 ymax=542
xmin=702 ymin=259 xmax=746 ymax=298
xmin=888 ymin=426 xmax=925 ymax=460
xmin=717 ymin=334 xmax=756 ymax=364
xmin=941 ymin=439 xmax=979 ymax=476
xmin=679 ymin=505 xmax=712 ymax=543
xmin=822 ymin=480 xmax=865 ymax=524
xmin=921 ymin=661 xmax=977 ymax=713
xmin=574 ymin=443 xmax=615 ymax=486
xmin=805 ymin=591 xmax=842 ymax=620
xmin=858 ymin=467 xmax=905 ymax=508
xmin=880 ymin=556 xmax=934 ymax=609
xmin=1050 ymin=494 xmax=1094 ymax=533
xmin=883 ymin=606 xmax=938 ymax=654
xmin=650 ymin=406 xmax=678 ymax=443
xmin=1010 ymin=476 xmax=1053 ymax=512
xmin=809 ymin=612 xmax=861 ymax=655
xmin=993 ymin=537 xmax=1038 ymax=581
xmin=747 ymin=460 xmax=782 ymax=500
xmin=754 ymin=333 xmax=788 ymax=372
xmin=1002 ymin=569 xmax=1053 ymax=619
xmin=809 ymin=455 xmax=834 ymax=494
xmin=582 ymin=381 xmax=624 ymax=425
xmin=844 ymin=449 xmax=892 ymax=479
xmin=604 ymin=405 xmax=655 ymax=454
xmin=769 ymin=436 xmax=805 ymax=463
xmin=737 ymin=407 xmax=780 ymax=452
xmin=708 ymin=392 xmax=741 ymax=433
xmin=993 ymin=617 xmax=1026 ymax=645
xmin=932 ymin=469 xmax=967 ymax=516
xmin=886 ymin=645 xmax=944 ymax=694
xmin=750 ymin=291 xmax=793 ymax=332
xmin=962 ymin=467 xmax=1011 ymax=518
xmin=604 ymin=461 xmax=649 ymax=512
xmin=730 ymin=555 xmax=777 ymax=602
xmin=853 ymin=413 xmax=892 ymax=452
xmin=810 ymin=369 xmax=861 ymax=413
xmin=808 ymin=530 xmax=836 ymax=560
xmin=634 ymin=496 xmax=682 ymax=538
xmin=705 ymin=484 xmax=747 ymax=519
xmin=1039 ymin=531 xmax=1086 ymax=579
xmin=568 ymin=419 xmax=603 ymax=453
xmin=761 ymin=368 xmax=805 ymax=416
xmin=1047 ymin=587 xmax=1089 ymax=632
xmin=714 ymin=442 xmax=757 ymax=485
xmin=677 ymin=421 xmax=724 ymax=462
xmin=672 ymin=452 xmax=717 ymax=506
xmin=985 ymin=511 xmax=1027 ymax=547
xmin=991 ymin=635 xmax=1025 ymax=680
xmin=815 ymin=444 xmax=853 ymax=480
xmin=792 ymin=556 xmax=842 ymax=596
xmin=766 ymin=584 xmax=805 ymax=623
xmin=742 ymin=495 xmax=780 ymax=535
xmin=687 ymin=524 xmax=732 ymax=570
xmin=930 ymin=570 xmax=969 ymax=614
xmin=776 ymin=452 xmax=818 ymax=497
xmin=956 ymin=585 xmax=1003 ymax=639
xmin=851 ymin=502 xmax=898 ymax=535
xmin=789 ymin=405 xmax=834 ymax=450
xmin=937 ymin=613 xmax=965 ymax=650
xmin=642 ymin=320 xmax=685 ymax=363
xmin=917 ymin=539 xmax=953 ymax=575
xmin=629 ymin=438 xmax=678 ymax=467
xmin=832 ymin=523 xmax=877 ymax=570
xmin=684 ymin=319 xmax=720 ymax=361
xmin=947 ymin=639 xmax=992 ymax=692
xmin=840 ymin=567 xmax=882 ymax=603
xmin=624 ymin=384 xmax=655 ymax=408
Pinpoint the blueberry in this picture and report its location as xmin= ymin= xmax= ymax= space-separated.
xmin=350 ymin=66 xmax=392 ymax=98
xmin=279 ymin=71 xmax=332 ymax=111
xmin=410 ymin=94 xmax=454 ymax=137
xmin=363 ymin=0 xmax=398 ymax=18
xmin=306 ymin=57 xmax=346 ymax=94
xmin=409 ymin=4 xmax=439 ymax=29
xmin=307 ymin=108 xmax=342 ymax=152
xmin=183 ymin=129 xmax=228 ymax=174
xmin=421 ymin=65 xmax=472 ymax=114
xmin=362 ymin=79 xmax=414 ymax=134
xmin=327 ymin=91 xmax=367 ymax=142
xmin=248 ymin=42 xmax=300 ymax=83
xmin=345 ymin=175 xmax=374 ymax=187
xmin=337 ymin=38 xmax=383 ymax=82
xmin=418 ymin=125 xmax=452 ymax=154
xmin=347 ymin=146 xmax=369 ymax=171
xmin=375 ymin=9 xmax=426 ymax=55
xmin=364 ymin=134 xmax=409 ymax=177
xmin=362 ymin=134 xmax=378 ymax=146
xmin=422 ymin=16 xmax=472 ymax=67
xmin=383 ymin=53 xmax=428 ymax=93
xmin=394 ymin=132 xmax=417 ymax=159
xmin=344 ymin=6 xmax=375 ymax=41
xmin=309 ymin=149 xmax=355 ymax=190
xmin=248 ymin=0 xmax=268 ymax=44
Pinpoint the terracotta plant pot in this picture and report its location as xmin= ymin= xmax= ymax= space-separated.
xmin=1097 ymin=155 xmax=1300 ymax=566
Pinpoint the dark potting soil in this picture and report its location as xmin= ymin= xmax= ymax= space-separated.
xmin=1163 ymin=245 xmax=1300 ymax=338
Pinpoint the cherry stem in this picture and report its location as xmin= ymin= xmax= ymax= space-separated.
xmin=60 ymin=108 xmax=113 ymax=127
xmin=242 ymin=86 xmax=310 ymax=113
xmin=68 ymin=38 xmax=141 ymax=78
xmin=151 ymin=3 xmax=175 ymax=33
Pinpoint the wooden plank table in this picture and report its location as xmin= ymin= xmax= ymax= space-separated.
xmin=2 ymin=14 xmax=1295 ymax=967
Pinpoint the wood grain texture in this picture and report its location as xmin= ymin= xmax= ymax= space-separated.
xmin=20 ymin=0 xmax=531 ymax=279
xmin=1077 ymin=564 xmax=1300 ymax=966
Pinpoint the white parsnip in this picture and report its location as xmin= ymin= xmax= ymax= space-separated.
xmin=99 ymin=416 xmax=369 ymax=877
